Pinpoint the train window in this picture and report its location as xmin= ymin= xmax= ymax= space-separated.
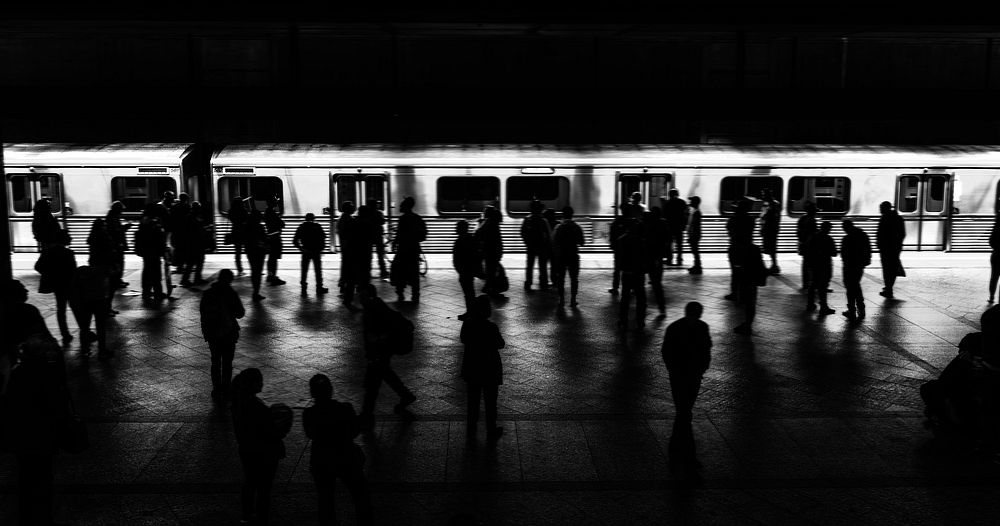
xmin=506 ymin=176 xmax=569 ymax=213
xmin=926 ymin=176 xmax=946 ymax=213
xmin=9 ymin=175 xmax=32 ymax=212
xmin=218 ymin=177 xmax=283 ymax=214
xmin=363 ymin=177 xmax=386 ymax=211
xmin=111 ymin=177 xmax=178 ymax=214
xmin=437 ymin=176 xmax=500 ymax=214
xmin=720 ymin=176 xmax=783 ymax=213
xmin=896 ymin=176 xmax=920 ymax=213
xmin=8 ymin=174 xmax=62 ymax=214
xmin=335 ymin=176 xmax=357 ymax=211
xmin=787 ymin=177 xmax=850 ymax=214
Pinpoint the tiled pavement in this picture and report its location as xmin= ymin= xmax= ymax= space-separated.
xmin=3 ymin=252 xmax=1000 ymax=525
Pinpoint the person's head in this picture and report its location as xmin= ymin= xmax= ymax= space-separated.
xmin=34 ymin=198 xmax=52 ymax=214
xmin=455 ymin=219 xmax=469 ymax=235
xmin=1 ymin=278 xmax=29 ymax=305
xmin=109 ymin=200 xmax=125 ymax=215
xmin=191 ymin=201 xmax=202 ymax=214
xmin=217 ymin=268 xmax=235 ymax=285
xmin=305 ymin=212 xmax=316 ymax=222
xmin=562 ymin=205 xmax=574 ymax=219
xmin=630 ymin=191 xmax=642 ymax=204
xmin=341 ymin=201 xmax=356 ymax=215
xmin=529 ymin=200 xmax=544 ymax=214
xmin=688 ymin=195 xmax=701 ymax=208
xmin=178 ymin=192 xmax=190 ymax=204
xmin=842 ymin=219 xmax=855 ymax=232
xmin=309 ymin=374 xmax=333 ymax=400
xmin=234 ymin=368 xmax=263 ymax=396
xmin=805 ymin=201 xmax=817 ymax=215
xmin=879 ymin=201 xmax=893 ymax=214
xmin=820 ymin=220 xmax=832 ymax=234
xmin=669 ymin=188 xmax=679 ymax=198
xmin=472 ymin=295 xmax=491 ymax=319
xmin=483 ymin=205 xmax=500 ymax=222
xmin=684 ymin=301 xmax=703 ymax=319
xmin=162 ymin=191 xmax=176 ymax=204
xmin=90 ymin=218 xmax=106 ymax=233
xmin=400 ymin=196 xmax=415 ymax=213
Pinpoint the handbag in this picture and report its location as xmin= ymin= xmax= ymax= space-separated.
xmin=59 ymin=393 xmax=89 ymax=454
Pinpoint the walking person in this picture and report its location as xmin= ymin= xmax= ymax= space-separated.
xmin=663 ymin=189 xmax=689 ymax=266
xmin=725 ymin=199 xmax=755 ymax=301
xmin=461 ymin=295 xmax=506 ymax=440
xmin=520 ymin=200 xmax=551 ymax=292
xmin=303 ymin=374 xmax=375 ymax=526
xmin=180 ymin=201 xmax=209 ymax=287
xmin=759 ymin=188 xmax=781 ymax=274
xmin=687 ymin=196 xmax=703 ymax=275
xmin=70 ymin=263 xmax=111 ymax=357
xmin=358 ymin=284 xmax=417 ymax=427
xmin=552 ymin=206 xmax=585 ymax=308
xmin=642 ymin=208 xmax=668 ymax=314
xmin=732 ymin=239 xmax=768 ymax=336
xmin=805 ymin=221 xmax=838 ymax=316
xmin=876 ymin=201 xmax=906 ymax=299
xmin=840 ymin=219 xmax=873 ymax=321
xmin=390 ymin=196 xmax=427 ymax=303
xmin=245 ymin=210 xmax=269 ymax=302
xmin=264 ymin=196 xmax=287 ymax=286
xmin=292 ymin=213 xmax=329 ymax=296
xmin=200 ymin=269 xmax=245 ymax=401
xmin=135 ymin=203 xmax=167 ymax=300
xmin=34 ymin=229 xmax=77 ymax=346
xmin=475 ymin=206 xmax=504 ymax=296
xmin=231 ymin=368 xmax=288 ymax=526
xmin=796 ymin=201 xmax=818 ymax=290
xmin=990 ymin=213 xmax=1000 ymax=303
xmin=617 ymin=219 xmax=648 ymax=329
xmin=662 ymin=301 xmax=712 ymax=481
xmin=453 ymin=220 xmax=480 ymax=318
xmin=227 ymin=196 xmax=249 ymax=274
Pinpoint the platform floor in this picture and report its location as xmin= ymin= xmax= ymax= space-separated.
xmin=3 ymin=252 xmax=1000 ymax=525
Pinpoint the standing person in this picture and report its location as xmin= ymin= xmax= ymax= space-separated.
xmin=617 ymin=220 xmax=648 ymax=329
xmin=245 ymin=210 xmax=269 ymax=302
xmin=460 ymin=295 xmax=505 ymax=440
xmin=231 ymin=368 xmax=287 ymax=526
xmin=105 ymin=200 xmax=130 ymax=289
xmin=552 ymin=206 xmax=585 ymax=308
xmin=453 ymin=220 xmax=480 ymax=318
xmin=70 ymin=263 xmax=111 ymax=356
xmin=607 ymin=211 xmax=629 ymax=293
xmin=390 ymin=196 xmax=427 ymax=303
xmin=87 ymin=217 xmax=119 ymax=316
xmin=796 ymin=201 xmax=819 ymax=290
xmin=642 ymin=208 xmax=668 ymax=314
xmin=363 ymin=199 xmax=390 ymax=280
xmin=990 ymin=213 xmax=1000 ymax=303
xmin=200 ymin=269 xmax=245 ymax=401
xmin=180 ymin=201 xmax=209 ymax=287
xmin=732 ymin=239 xmax=768 ymax=336
xmin=31 ymin=198 xmax=62 ymax=250
xmin=292 ymin=213 xmax=329 ymax=296
xmin=725 ymin=199 xmax=755 ymax=301
xmin=543 ymin=207 xmax=559 ymax=287
xmin=661 ymin=302 xmax=712 ymax=480
xmin=687 ymin=196 xmax=703 ymax=275
xmin=303 ymin=374 xmax=375 ymax=526
xmin=169 ymin=192 xmax=191 ymax=273
xmin=805 ymin=221 xmax=838 ymax=315
xmin=759 ymin=188 xmax=781 ymax=274
xmin=1 ymin=280 xmax=53 ymax=390
xmin=358 ymin=284 xmax=417 ymax=427
xmin=34 ymin=229 xmax=77 ymax=346
xmin=475 ymin=206 xmax=504 ymax=296
xmin=663 ymin=189 xmax=689 ymax=266
xmin=337 ymin=201 xmax=362 ymax=308
xmin=623 ymin=191 xmax=645 ymax=219
xmin=134 ymin=203 xmax=167 ymax=300
xmin=227 ymin=196 xmax=249 ymax=275
xmin=840 ymin=219 xmax=873 ymax=321
xmin=264 ymin=196 xmax=286 ymax=286
xmin=876 ymin=201 xmax=906 ymax=299
xmin=520 ymin=200 xmax=551 ymax=292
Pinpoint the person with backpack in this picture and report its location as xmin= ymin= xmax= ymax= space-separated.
xmin=460 ymin=295 xmax=505 ymax=441
xmin=390 ymin=196 xmax=427 ymax=303
xmin=520 ymin=200 xmax=551 ymax=292
xmin=358 ymin=284 xmax=416 ymax=427
xmin=200 ymin=269 xmax=245 ymax=401
xmin=841 ymin=219 xmax=873 ymax=321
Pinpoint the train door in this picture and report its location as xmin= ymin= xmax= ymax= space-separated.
xmin=895 ymin=173 xmax=952 ymax=251
xmin=329 ymin=171 xmax=390 ymax=252
xmin=614 ymin=171 xmax=672 ymax=217
xmin=7 ymin=173 xmax=64 ymax=251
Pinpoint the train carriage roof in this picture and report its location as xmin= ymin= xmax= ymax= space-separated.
xmin=3 ymin=143 xmax=194 ymax=166
xmin=212 ymin=143 xmax=1000 ymax=168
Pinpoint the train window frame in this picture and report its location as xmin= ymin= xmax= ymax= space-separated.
xmin=7 ymin=173 xmax=63 ymax=215
xmin=436 ymin=176 xmax=501 ymax=216
xmin=896 ymin=175 xmax=921 ymax=214
xmin=110 ymin=177 xmax=178 ymax=215
xmin=996 ymin=181 xmax=1000 ymax=214
xmin=217 ymin=176 xmax=284 ymax=215
xmin=719 ymin=176 xmax=784 ymax=214
xmin=505 ymin=176 xmax=570 ymax=215
xmin=786 ymin=176 xmax=851 ymax=216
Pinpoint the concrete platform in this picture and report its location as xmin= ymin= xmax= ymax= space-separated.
xmin=3 ymin=252 xmax=1000 ymax=525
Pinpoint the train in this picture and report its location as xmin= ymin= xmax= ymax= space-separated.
xmin=5 ymin=143 xmax=1000 ymax=255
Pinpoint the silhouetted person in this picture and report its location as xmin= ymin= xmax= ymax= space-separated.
xmin=662 ymin=302 xmax=712 ymax=480
xmin=663 ymin=188 xmax=688 ymax=266
xmin=475 ymin=206 xmax=504 ymax=296
xmin=805 ymin=221 xmax=838 ymax=316
xmin=228 ymin=196 xmax=249 ymax=274
xmin=733 ymin=240 xmax=767 ymax=336
xmin=840 ymin=219 xmax=872 ymax=321
xmin=231 ymin=368 xmax=287 ymax=526
xmin=180 ymin=201 xmax=209 ymax=287
xmin=303 ymin=374 xmax=374 ymax=526
xmin=201 ymin=269 xmax=245 ymax=401
xmin=608 ymin=211 xmax=629 ymax=293
xmin=391 ymin=196 xmax=427 ymax=302
xmin=796 ymin=201 xmax=818 ymax=290
xmin=356 ymin=205 xmax=378 ymax=289
xmin=5 ymin=336 xmax=69 ymax=526
xmin=553 ymin=206 xmax=585 ymax=308
xmin=687 ymin=196 xmax=703 ymax=274
xmin=135 ymin=203 xmax=167 ymax=300
xmin=521 ymin=200 xmax=551 ymax=292
xmin=990 ymin=213 xmax=1000 ymax=303
xmin=453 ymin=220 xmax=480 ymax=318
xmin=264 ymin=196 xmax=286 ymax=286
xmin=34 ymin=229 xmax=77 ymax=345
xmin=543 ymin=207 xmax=558 ymax=287
xmin=725 ymin=199 xmax=755 ymax=301
xmin=105 ymin=200 xmax=130 ymax=289
xmin=617 ymin=220 xmax=648 ymax=329
xmin=622 ymin=191 xmax=645 ymax=220
xmin=70 ymin=264 xmax=111 ymax=357
xmin=337 ymin=201 xmax=363 ymax=308
xmin=358 ymin=284 xmax=416 ymax=427
xmin=461 ymin=295 xmax=505 ymax=440
xmin=245 ymin=210 xmax=268 ymax=302
xmin=876 ymin=201 xmax=906 ymax=299
xmin=86 ymin=217 xmax=118 ymax=316
xmin=31 ymin=198 xmax=61 ymax=250
xmin=759 ymin=188 xmax=781 ymax=274
xmin=1 ymin=279 xmax=53 ymax=397
xmin=642 ymin=208 xmax=668 ymax=314
xmin=363 ymin=199 xmax=390 ymax=280
xmin=293 ymin=213 xmax=329 ymax=296
xmin=168 ymin=192 xmax=191 ymax=272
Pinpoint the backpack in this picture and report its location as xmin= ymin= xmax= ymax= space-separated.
xmin=390 ymin=310 xmax=415 ymax=355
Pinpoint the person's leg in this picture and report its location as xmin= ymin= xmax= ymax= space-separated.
xmin=539 ymin=251 xmax=549 ymax=288
xmin=649 ymin=261 xmax=665 ymax=312
xmin=194 ymin=253 xmax=205 ymax=283
xmin=744 ymin=285 xmax=758 ymax=325
xmin=209 ymin=340 xmax=223 ymax=394
xmin=618 ymin=273 xmax=633 ymax=325
xmin=556 ymin=260 xmax=567 ymax=305
xmin=314 ymin=253 xmax=324 ymax=289
xmin=315 ymin=477 xmax=336 ymax=526
xmin=459 ymin=273 xmax=475 ymax=311
xmin=239 ymin=452 xmax=255 ymax=522
xmin=990 ymin=252 xmax=1000 ymax=301
xmin=266 ymin=253 xmax=277 ymax=280
xmin=250 ymin=254 xmax=264 ymax=296
xmin=151 ymin=256 xmax=163 ymax=295
xmin=255 ymin=457 xmax=279 ymax=526
xmin=466 ymin=381 xmax=482 ymax=434
xmin=610 ymin=259 xmax=621 ymax=292
xmin=635 ymin=275 xmax=647 ymax=325
xmin=360 ymin=362 xmax=382 ymax=419
xmin=691 ymin=238 xmax=701 ymax=268
xmin=342 ymin=465 xmax=375 ymax=526
xmin=675 ymin=231 xmax=685 ymax=264
xmin=569 ymin=257 xmax=580 ymax=305
xmin=844 ymin=267 xmax=858 ymax=316
xmin=222 ymin=340 xmax=236 ymax=395
xmin=300 ymin=253 xmax=310 ymax=291
xmin=55 ymin=290 xmax=71 ymax=342
xmin=234 ymin=242 xmax=244 ymax=273
xmin=94 ymin=306 xmax=108 ymax=353
xmin=524 ymin=251 xmax=536 ymax=289
xmin=382 ymin=363 xmax=413 ymax=400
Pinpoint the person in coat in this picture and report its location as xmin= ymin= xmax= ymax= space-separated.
xmin=662 ymin=188 xmax=689 ymax=266
xmin=264 ymin=196 xmax=286 ymax=286
xmin=840 ymin=219 xmax=873 ymax=321
xmin=292 ymin=212 xmax=329 ymax=295
xmin=231 ymin=368 xmax=287 ymax=526
xmin=244 ymin=210 xmax=269 ymax=302
xmin=34 ymin=229 xmax=77 ymax=345
xmin=475 ymin=206 xmax=504 ymax=296
xmin=358 ymin=284 xmax=416 ymax=427
xmin=661 ymin=302 xmax=712 ymax=480
xmin=552 ymin=206 xmax=586 ymax=309
xmin=200 ymin=269 xmax=245 ymax=400
xmin=805 ymin=221 xmax=838 ymax=316
xmin=520 ymin=200 xmax=551 ymax=292
xmin=876 ymin=201 xmax=906 ymax=299
xmin=105 ymin=200 xmax=130 ymax=289
xmin=227 ymin=196 xmax=250 ymax=274
xmin=453 ymin=220 xmax=480 ymax=318
xmin=460 ymin=295 xmax=505 ymax=440
xmin=687 ymin=196 xmax=703 ymax=275
xmin=759 ymin=188 xmax=781 ymax=274
xmin=391 ymin=196 xmax=427 ymax=302
xmin=31 ymin=198 xmax=62 ymax=250
xmin=134 ymin=203 xmax=167 ymax=300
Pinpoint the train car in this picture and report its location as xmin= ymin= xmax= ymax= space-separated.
xmin=4 ymin=143 xmax=198 ymax=252
xmin=209 ymin=144 xmax=1000 ymax=254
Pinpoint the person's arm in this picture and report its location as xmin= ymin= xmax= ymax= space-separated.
xmin=231 ymin=289 xmax=246 ymax=319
